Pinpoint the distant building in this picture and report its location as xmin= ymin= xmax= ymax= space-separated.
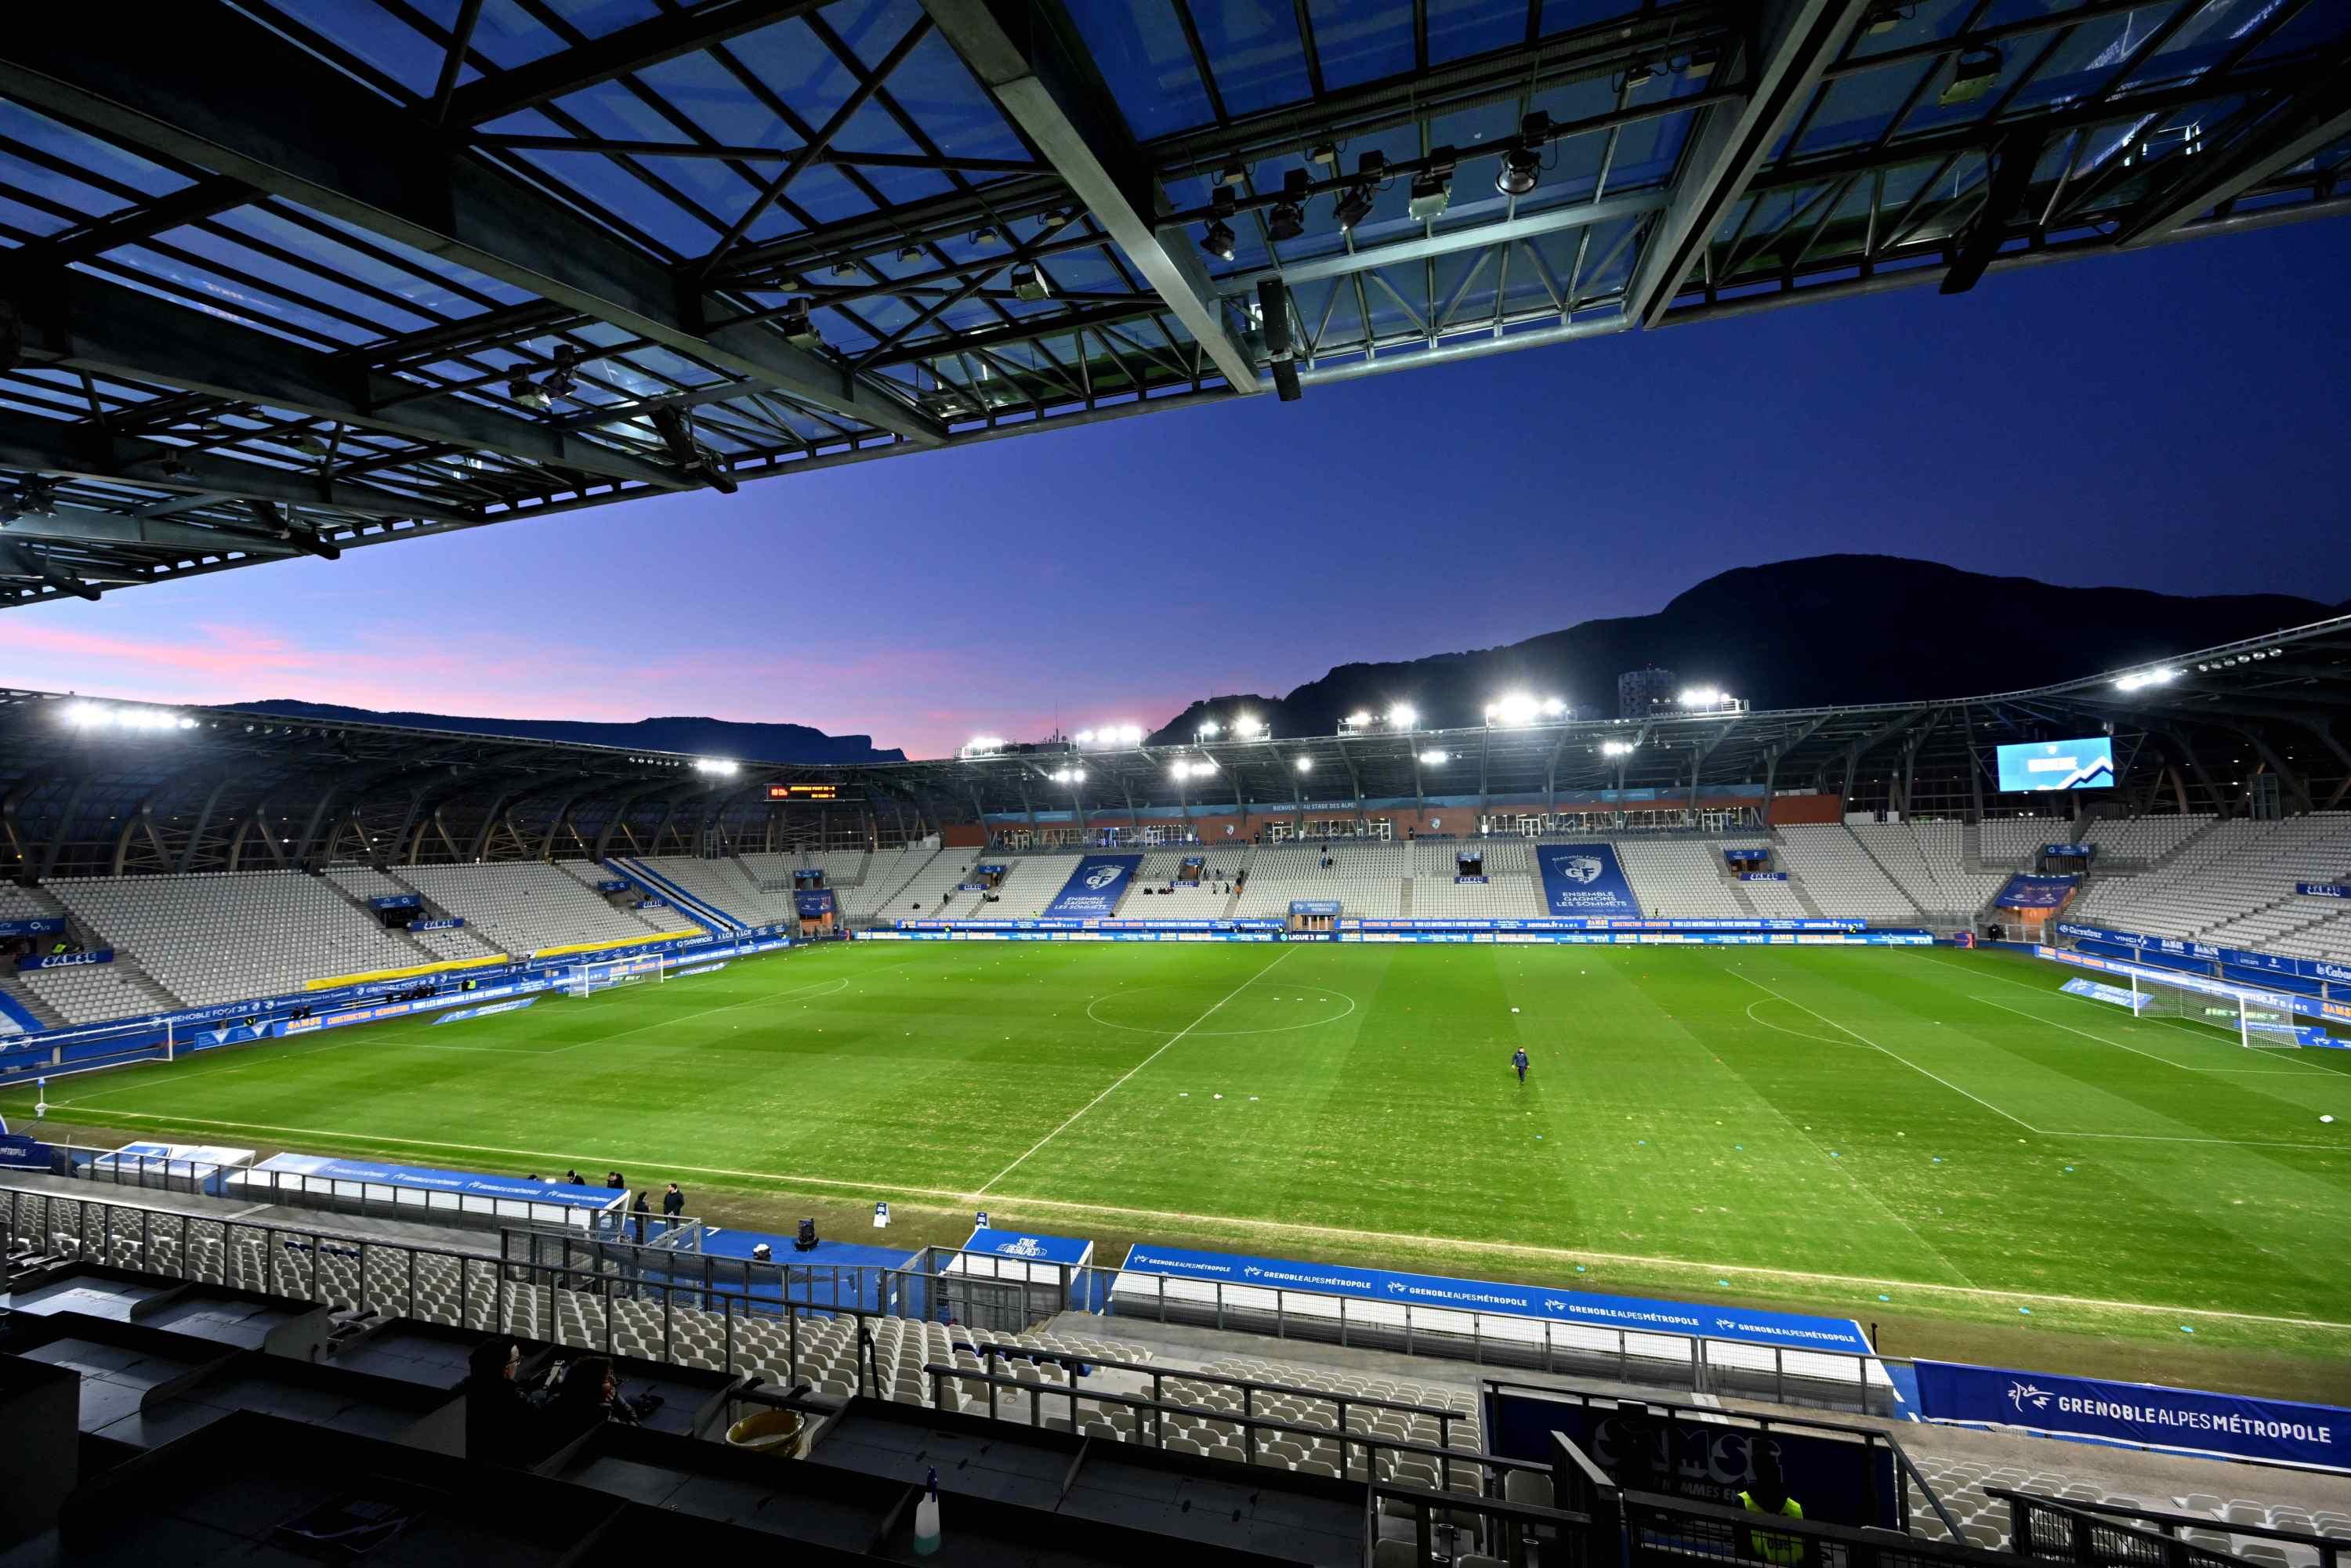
xmin=1618 ymin=666 xmax=1679 ymax=719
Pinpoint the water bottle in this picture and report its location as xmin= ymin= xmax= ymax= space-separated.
xmin=913 ymin=1465 xmax=941 ymax=1557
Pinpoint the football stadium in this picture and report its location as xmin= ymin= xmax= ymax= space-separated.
xmin=3 ymin=2 xmax=2351 ymax=1564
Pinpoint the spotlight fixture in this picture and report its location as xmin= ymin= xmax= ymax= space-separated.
xmin=777 ymin=299 xmax=822 ymax=349
xmin=898 ymin=244 xmax=926 ymax=262
xmin=1009 ymin=263 xmax=1052 ymax=302
xmin=538 ymin=342 xmax=580 ymax=400
xmin=1267 ymin=169 xmax=1310 ymax=242
xmin=1308 ymin=143 xmax=1337 ymax=167
xmin=969 ymin=226 xmax=1004 ymax=246
xmin=1407 ymin=151 xmax=1454 ymax=221
xmin=1496 ymin=141 xmax=1541 ymax=197
xmin=1333 ymin=183 xmax=1375 ymax=231
xmin=1200 ymin=219 xmax=1237 ymax=261
xmin=1295 ymin=756 xmax=1313 ymax=773
xmin=1683 ymin=45 xmax=1720 ymax=78
xmin=508 ymin=375 xmax=551 ymax=412
xmin=1037 ymin=208 xmax=1074 ymax=234
xmin=1418 ymin=749 xmax=1448 ymax=766
xmin=831 ymin=259 xmax=860 ymax=277
xmin=1939 ymin=44 xmax=2001 ymax=106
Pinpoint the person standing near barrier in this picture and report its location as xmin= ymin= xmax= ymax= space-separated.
xmin=1739 ymin=1450 xmax=1806 ymax=1566
xmin=1512 ymin=1047 xmax=1530 ymax=1087
xmin=663 ymin=1182 xmax=685 ymax=1219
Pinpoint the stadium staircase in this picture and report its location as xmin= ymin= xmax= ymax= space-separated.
xmin=1842 ymin=825 xmax=1934 ymax=925
xmin=1396 ymin=877 xmax=1414 ymax=918
xmin=606 ymin=856 xmax=748 ymax=933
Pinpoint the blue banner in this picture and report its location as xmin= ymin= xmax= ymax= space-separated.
xmin=1045 ymin=854 xmax=1142 ymax=918
xmin=1118 ymin=1243 xmax=1869 ymax=1353
xmin=2042 ymin=843 xmax=2095 ymax=857
xmin=0 ymin=1132 xmax=56 ymax=1170
xmin=1740 ymin=871 xmax=1789 ymax=882
xmin=1534 ymin=843 xmax=1641 ymax=916
xmin=1346 ymin=916 xmax=1862 ymax=932
xmin=1289 ymin=900 xmax=1342 ymax=915
xmin=2299 ymin=883 xmax=2351 ymax=900
xmin=408 ymin=916 xmax=465 ymax=932
xmin=1483 ymin=1392 xmax=1896 ymax=1528
xmin=2060 ymin=976 xmax=2150 ymax=1013
xmin=1997 ymin=873 xmax=2079 ymax=910
xmin=1722 ymin=849 xmax=1770 ymax=864
xmin=368 ymin=894 xmax=422 ymax=911
xmin=0 ymin=917 xmax=64 ymax=937
xmin=1457 ymin=850 xmax=1481 ymax=866
xmin=1455 ymin=875 xmax=1489 ymax=884
xmin=1996 ymin=736 xmax=2115 ymax=791
xmin=2056 ymin=921 xmax=2351 ymax=987
xmin=955 ymin=1227 xmax=1094 ymax=1269
xmin=1912 ymin=1360 xmax=2351 ymax=1471
xmin=795 ymin=889 xmax=836 ymax=918
xmin=17 ymin=948 xmax=112 ymax=970
xmin=596 ymin=879 xmax=630 ymax=893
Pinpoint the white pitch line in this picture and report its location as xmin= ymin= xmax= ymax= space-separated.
xmin=968 ymin=947 xmax=1296 ymax=1199
xmin=1969 ymin=994 xmax=2208 ymax=1073
xmin=1731 ymin=969 xmax=2039 ymax=1130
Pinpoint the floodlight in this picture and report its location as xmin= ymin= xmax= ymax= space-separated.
xmin=1333 ymin=183 xmax=1375 ymax=231
xmin=898 ymin=244 xmax=926 ymax=262
xmin=1485 ymin=693 xmax=1539 ymax=726
xmin=1232 ymin=715 xmax=1264 ymax=738
xmin=1344 ymin=712 xmax=1372 ymax=728
xmin=1418 ymin=749 xmax=1448 ymax=766
xmin=1602 ymin=740 xmax=1636 ymax=757
xmin=59 ymin=701 xmax=192 ymax=733
xmin=508 ymin=375 xmax=551 ymax=411
xmin=1074 ymin=730 xmax=1095 ymax=744
xmin=1038 ymin=208 xmax=1074 ymax=234
xmin=1295 ymin=756 xmax=1313 ymax=773
xmin=1116 ymin=724 xmax=1144 ymax=745
xmin=1198 ymin=719 xmax=1221 ymax=737
xmin=1683 ymin=45 xmax=1720 ymax=78
xmin=1939 ymin=45 xmax=2001 ymax=106
xmin=1496 ymin=141 xmax=1541 ymax=197
xmin=1009 ymin=263 xmax=1051 ymax=302
xmin=1407 ymin=168 xmax=1451 ymax=221
xmin=778 ymin=299 xmax=822 ymax=349
xmin=694 ymin=759 xmax=739 ymax=776
xmin=1389 ymin=705 xmax=1417 ymax=728
xmin=1679 ymin=687 xmax=1722 ymax=707
xmin=1051 ymin=766 xmax=1085 ymax=784
xmin=1268 ymin=170 xmax=1310 ymax=242
xmin=1541 ymin=697 xmax=1567 ymax=716
xmin=1200 ymin=219 xmax=1237 ymax=261
xmin=2114 ymin=668 xmax=2179 ymax=692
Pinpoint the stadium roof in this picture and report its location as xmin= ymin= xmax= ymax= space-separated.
xmin=3 ymin=612 xmax=2346 ymax=876
xmin=2 ymin=1 xmax=2346 ymax=603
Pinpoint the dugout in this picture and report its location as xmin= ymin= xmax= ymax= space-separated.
xmin=1288 ymin=898 xmax=1339 ymax=934
xmin=936 ymin=1227 xmax=1095 ymax=1324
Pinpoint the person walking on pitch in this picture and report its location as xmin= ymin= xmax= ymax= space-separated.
xmin=1511 ymin=1047 xmax=1530 ymax=1086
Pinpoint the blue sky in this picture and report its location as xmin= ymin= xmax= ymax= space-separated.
xmin=6 ymin=215 xmax=2344 ymax=760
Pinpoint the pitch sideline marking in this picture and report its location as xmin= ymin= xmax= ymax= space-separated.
xmin=17 ymin=1098 xmax=2349 ymax=1334
xmin=18 ymin=1105 xmax=2351 ymax=1335
xmin=969 ymin=947 xmax=1297 ymax=1198
xmin=1730 ymin=969 xmax=2039 ymax=1130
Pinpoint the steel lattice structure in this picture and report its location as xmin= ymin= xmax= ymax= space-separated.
xmin=3 ymin=614 xmax=2346 ymax=877
xmin=0 ymin=0 xmax=2344 ymax=602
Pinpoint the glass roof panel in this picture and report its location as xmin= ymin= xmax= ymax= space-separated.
xmin=509 ymin=149 xmax=719 ymax=256
xmin=0 ymin=196 xmax=78 ymax=241
xmin=265 ymin=0 xmax=448 ymax=97
xmin=2231 ymin=0 xmax=2335 ymax=67
xmin=148 ymin=225 xmax=443 ymax=336
xmin=1190 ymin=1 xmax=1312 ymax=118
xmin=102 ymin=246 xmax=387 ymax=346
xmin=1308 ymin=0 xmax=1418 ymax=90
xmin=828 ymin=0 xmax=929 ymax=72
xmin=878 ymin=32 xmax=1026 ymax=161
xmin=0 ymin=103 xmax=192 ymax=200
xmin=212 ymin=207 xmax=496 ymax=320
xmin=0 ymin=151 xmax=136 ymax=226
xmin=732 ymin=19 xmax=862 ymax=123
xmin=1425 ymin=0 xmax=1528 ymax=65
xmin=1069 ymin=4 xmax=1218 ymax=139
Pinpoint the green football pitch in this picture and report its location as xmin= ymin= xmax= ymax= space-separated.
xmin=7 ymin=940 xmax=2349 ymax=1374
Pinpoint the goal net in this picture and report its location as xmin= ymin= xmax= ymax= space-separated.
xmin=2123 ymin=966 xmax=2324 ymax=1049
xmin=567 ymin=956 xmax=664 ymax=998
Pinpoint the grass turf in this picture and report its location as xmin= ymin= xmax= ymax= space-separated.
xmin=7 ymin=940 xmax=2349 ymax=1391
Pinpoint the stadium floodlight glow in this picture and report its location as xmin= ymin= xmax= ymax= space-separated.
xmin=60 ymin=701 xmax=196 ymax=733
xmin=1049 ymin=766 xmax=1085 ymax=784
xmin=1345 ymin=711 xmax=1372 ymax=727
xmin=1197 ymin=719 xmax=1221 ymax=737
xmin=2114 ymin=668 xmax=2180 ymax=692
xmin=1601 ymin=739 xmax=1637 ymax=757
xmin=1232 ymin=714 xmax=1265 ymax=738
xmin=1541 ymin=697 xmax=1567 ymax=717
xmin=1074 ymin=730 xmax=1095 ymax=744
xmin=1389 ymin=704 xmax=1417 ymax=729
xmin=1295 ymin=756 xmax=1313 ymax=773
xmin=960 ymin=736 xmax=1007 ymax=759
xmin=694 ymin=758 xmax=740 ymax=776
xmin=1484 ymin=693 xmax=1542 ymax=727
xmin=1418 ymin=748 xmax=1448 ymax=766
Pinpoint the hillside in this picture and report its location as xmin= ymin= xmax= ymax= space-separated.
xmin=228 ymin=701 xmax=904 ymax=765
xmin=1150 ymin=556 xmax=2334 ymax=741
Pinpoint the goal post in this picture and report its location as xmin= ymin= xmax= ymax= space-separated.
xmin=2120 ymin=966 xmax=2323 ymax=1049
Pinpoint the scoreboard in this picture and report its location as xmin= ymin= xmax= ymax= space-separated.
xmin=767 ymin=782 xmax=853 ymax=802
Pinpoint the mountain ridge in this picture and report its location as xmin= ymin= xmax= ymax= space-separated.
xmin=226 ymin=701 xmax=905 ymax=765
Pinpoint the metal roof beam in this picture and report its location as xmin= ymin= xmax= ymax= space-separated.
xmin=1625 ymin=0 xmax=1874 ymax=328
xmin=2116 ymin=65 xmax=2351 ymax=248
xmin=0 ymin=411 xmax=473 ymax=525
xmin=920 ymin=0 xmax=1261 ymax=394
xmin=0 ymin=11 xmax=947 ymax=449
xmin=0 ymin=505 xmax=299 ymax=559
xmin=1212 ymin=190 xmax=1669 ymax=296
xmin=445 ymin=0 xmax=830 ymax=125
xmin=7 ymin=266 xmax=694 ymax=491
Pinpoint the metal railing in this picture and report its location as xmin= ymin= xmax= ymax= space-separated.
xmin=1995 ymin=1490 xmax=2344 ymax=1568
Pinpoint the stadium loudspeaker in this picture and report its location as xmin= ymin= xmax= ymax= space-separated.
xmin=1258 ymin=279 xmax=1291 ymax=359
